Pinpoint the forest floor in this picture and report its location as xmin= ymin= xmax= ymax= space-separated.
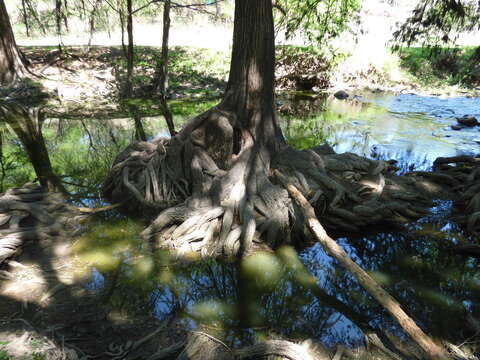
xmin=0 ymin=223 xmax=184 ymax=360
xmin=2 ymin=45 xmax=479 ymax=116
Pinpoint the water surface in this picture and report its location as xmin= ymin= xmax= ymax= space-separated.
xmin=2 ymin=92 xmax=479 ymax=349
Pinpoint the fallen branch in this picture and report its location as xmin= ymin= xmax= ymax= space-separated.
xmin=77 ymin=203 xmax=122 ymax=214
xmin=274 ymin=169 xmax=451 ymax=360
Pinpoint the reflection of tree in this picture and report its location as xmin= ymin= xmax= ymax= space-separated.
xmin=305 ymin=220 xmax=480 ymax=346
xmin=0 ymin=106 xmax=173 ymax=203
xmin=10 ymin=204 xmax=475 ymax=358
xmin=0 ymin=102 xmax=67 ymax=194
xmin=82 ymin=224 xmax=400 ymax=349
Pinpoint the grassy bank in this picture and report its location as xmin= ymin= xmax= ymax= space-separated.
xmin=6 ymin=43 xmax=479 ymax=116
xmin=398 ymin=46 xmax=480 ymax=89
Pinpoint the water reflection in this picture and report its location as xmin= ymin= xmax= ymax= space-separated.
xmin=74 ymin=218 xmax=365 ymax=347
xmin=73 ymin=204 xmax=479 ymax=351
xmin=282 ymin=92 xmax=480 ymax=171
xmin=2 ymin=93 xmax=480 ymax=352
xmin=0 ymin=102 xmax=67 ymax=193
xmin=0 ymin=103 xmax=189 ymax=203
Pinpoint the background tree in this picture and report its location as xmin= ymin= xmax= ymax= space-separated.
xmin=393 ymin=0 xmax=480 ymax=47
xmin=0 ymin=0 xmax=29 ymax=86
xmin=393 ymin=0 xmax=480 ymax=86
xmin=156 ymin=0 xmax=175 ymax=135
xmin=274 ymin=0 xmax=361 ymax=48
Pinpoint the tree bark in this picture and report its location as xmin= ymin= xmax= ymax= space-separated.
xmin=219 ymin=0 xmax=285 ymax=153
xmin=125 ymin=0 xmax=134 ymax=97
xmin=0 ymin=0 xmax=28 ymax=86
xmin=21 ymin=0 xmax=30 ymax=37
xmin=158 ymin=0 xmax=176 ymax=136
xmin=55 ymin=0 xmax=62 ymax=35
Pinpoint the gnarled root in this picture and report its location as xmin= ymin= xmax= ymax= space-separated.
xmin=429 ymin=155 xmax=480 ymax=234
xmin=272 ymin=147 xmax=435 ymax=235
xmin=102 ymin=138 xmax=190 ymax=212
xmin=103 ymin=108 xmax=450 ymax=258
xmin=154 ymin=332 xmax=318 ymax=360
xmin=0 ymin=183 xmax=88 ymax=267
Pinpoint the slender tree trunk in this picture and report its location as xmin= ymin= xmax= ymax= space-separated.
xmin=55 ymin=0 xmax=64 ymax=51
xmin=118 ymin=5 xmax=127 ymax=57
xmin=21 ymin=0 xmax=30 ymax=37
xmin=63 ymin=0 xmax=69 ymax=32
xmin=134 ymin=113 xmax=147 ymax=141
xmin=80 ymin=0 xmax=86 ymax=19
xmin=55 ymin=0 xmax=62 ymax=35
xmin=87 ymin=0 xmax=100 ymax=47
xmin=215 ymin=0 xmax=221 ymax=18
xmin=125 ymin=0 xmax=134 ymax=97
xmin=0 ymin=0 xmax=28 ymax=86
xmin=158 ymin=0 xmax=176 ymax=136
xmin=26 ymin=0 xmax=46 ymax=35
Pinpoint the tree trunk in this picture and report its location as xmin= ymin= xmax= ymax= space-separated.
xmin=125 ymin=0 xmax=134 ymax=98
xmin=0 ymin=103 xmax=68 ymax=195
xmin=0 ymin=0 xmax=28 ymax=86
xmin=55 ymin=0 xmax=62 ymax=35
xmin=158 ymin=0 xmax=176 ymax=136
xmin=220 ymin=0 xmax=284 ymax=153
xmin=21 ymin=0 xmax=30 ymax=37
xmin=87 ymin=0 xmax=100 ymax=47
xmin=119 ymin=5 xmax=127 ymax=57
xmin=133 ymin=113 xmax=147 ymax=141
xmin=26 ymin=0 xmax=46 ymax=35
xmin=63 ymin=0 xmax=69 ymax=32
xmin=103 ymin=0 xmax=448 ymax=257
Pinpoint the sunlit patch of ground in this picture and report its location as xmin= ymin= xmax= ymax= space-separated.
xmin=0 ymin=220 xmax=178 ymax=359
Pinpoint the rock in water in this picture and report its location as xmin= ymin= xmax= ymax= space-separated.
xmin=334 ymin=90 xmax=349 ymax=100
xmin=456 ymin=115 xmax=478 ymax=127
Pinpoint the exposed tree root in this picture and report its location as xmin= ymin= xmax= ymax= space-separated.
xmin=430 ymin=155 xmax=480 ymax=234
xmin=103 ymin=106 xmax=459 ymax=259
xmin=147 ymin=331 xmax=318 ymax=360
xmin=275 ymin=170 xmax=450 ymax=360
xmin=0 ymin=183 xmax=88 ymax=268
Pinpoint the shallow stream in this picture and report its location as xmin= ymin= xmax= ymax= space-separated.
xmin=2 ymin=92 xmax=480 ymax=349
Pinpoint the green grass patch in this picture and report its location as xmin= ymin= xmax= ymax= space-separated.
xmin=397 ymin=46 xmax=480 ymax=88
